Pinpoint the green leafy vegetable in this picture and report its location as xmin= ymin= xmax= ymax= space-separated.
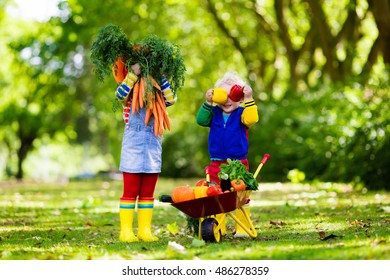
xmin=218 ymin=159 xmax=259 ymax=190
xmin=132 ymin=34 xmax=186 ymax=93
xmin=90 ymin=24 xmax=186 ymax=93
xmin=90 ymin=24 xmax=133 ymax=81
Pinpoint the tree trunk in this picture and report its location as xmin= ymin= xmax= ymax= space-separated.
xmin=16 ymin=128 xmax=36 ymax=180
xmin=370 ymin=0 xmax=390 ymax=64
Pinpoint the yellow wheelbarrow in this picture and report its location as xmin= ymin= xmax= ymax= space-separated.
xmin=161 ymin=154 xmax=270 ymax=242
xmin=172 ymin=190 xmax=254 ymax=242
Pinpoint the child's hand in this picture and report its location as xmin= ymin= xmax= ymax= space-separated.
xmin=205 ymin=89 xmax=213 ymax=105
xmin=131 ymin=63 xmax=141 ymax=76
xmin=243 ymin=85 xmax=253 ymax=100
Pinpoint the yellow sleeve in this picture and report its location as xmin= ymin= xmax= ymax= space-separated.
xmin=115 ymin=72 xmax=138 ymax=101
xmin=161 ymin=76 xmax=177 ymax=106
xmin=241 ymin=99 xmax=259 ymax=128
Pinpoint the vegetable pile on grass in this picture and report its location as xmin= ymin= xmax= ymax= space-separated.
xmin=218 ymin=159 xmax=259 ymax=190
xmin=90 ymin=24 xmax=186 ymax=135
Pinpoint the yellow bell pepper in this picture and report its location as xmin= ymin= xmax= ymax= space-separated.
xmin=212 ymin=88 xmax=228 ymax=104
xmin=194 ymin=186 xmax=208 ymax=198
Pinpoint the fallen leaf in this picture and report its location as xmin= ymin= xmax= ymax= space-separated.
xmin=350 ymin=220 xmax=371 ymax=227
xmin=191 ymin=238 xmax=206 ymax=247
xmin=350 ymin=220 xmax=362 ymax=226
xmin=84 ymin=220 xmax=94 ymax=227
xmin=270 ymin=220 xmax=286 ymax=226
xmin=371 ymin=239 xmax=386 ymax=246
xmin=320 ymin=233 xmax=341 ymax=241
xmin=167 ymin=222 xmax=179 ymax=234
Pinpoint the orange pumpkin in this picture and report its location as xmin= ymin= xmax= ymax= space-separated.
xmin=171 ymin=186 xmax=195 ymax=203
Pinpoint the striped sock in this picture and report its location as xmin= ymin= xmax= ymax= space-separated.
xmin=120 ymin=199 xmax=136 ymax=209
xmin=138 ymin=199 xmax=154 ymax=209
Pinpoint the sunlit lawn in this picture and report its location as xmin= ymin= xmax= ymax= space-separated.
xmin=0 ymin=178 xmax=389 ymax=260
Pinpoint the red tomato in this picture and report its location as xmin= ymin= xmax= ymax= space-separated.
xmin=207 ymin=185 xmax=223 ymax=196
xmin=196 ymin=179 xmax=209 ymax=187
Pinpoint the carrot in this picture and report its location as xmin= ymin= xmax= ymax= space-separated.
xmin=140 ymin=80 xmax=170 ymax=136
xmin=156 ymin=93 xmax=171 ymax=131
xmin=154 ymin=96 xmax=164 ymax=136
xmin=146 ymin=92 xmax=164 ymax=136
xmin=155 ymin=91 xmax=166 ymax=109
xmin=112 ymin=57 xmax=126 ymax=84
xmin=152 ymin=102 xmax=159 ymax=136
xmin=163 ymin=109 xmax=171 ymax=131
xmin=144 ymin=92 xmax=155 ymax=125
xmin=132 ymin=80 xmax=140 ymax=114
xmin=132 ymin=43 xmax=141 ymax=51
xmin=144 ymin=106 xmax=152 ymax=125
xmin=149 ymin=75 xmax=161 ymax=91
xmin=138 ymin=77 xmax=145 ymax=108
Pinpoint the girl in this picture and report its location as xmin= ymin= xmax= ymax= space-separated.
xmin=115 ymin=63 xmax=176 ymax=242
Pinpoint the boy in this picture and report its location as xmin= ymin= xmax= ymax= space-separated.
xmin=196 ymin=71 xmax=259 ymax=237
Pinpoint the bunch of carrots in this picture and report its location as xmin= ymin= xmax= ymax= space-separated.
xmin=112 ymin=58 xmax=170 ymax=137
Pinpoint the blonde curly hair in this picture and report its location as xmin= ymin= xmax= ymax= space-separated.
xmin=215 ymin=71 xmax=246 ymax=88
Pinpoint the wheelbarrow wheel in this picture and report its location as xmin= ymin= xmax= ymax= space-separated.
xmin=201 ymin=218 xmax=222 ymax=243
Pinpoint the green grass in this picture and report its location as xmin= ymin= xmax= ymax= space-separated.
xmin=0 ymin=179 xmax=389 ymax=260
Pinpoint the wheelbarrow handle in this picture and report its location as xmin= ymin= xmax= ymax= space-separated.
xmin=159 ymin=195 xmax=173 ymax=203
xmin=254 ymin=154 xmax=270 ymax=179
xmin=261 ymin=154 xmax=271 ymax=165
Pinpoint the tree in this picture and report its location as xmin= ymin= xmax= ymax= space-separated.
xmin=1 ymin=21 xmax=83 ymax=179
xmin=1 ymin=0 xmax=388 ymax=189
xmin=203 ymin=0 xmax=389 ymax=188
xmin=205 ymin=0 xmax=389 ymax=91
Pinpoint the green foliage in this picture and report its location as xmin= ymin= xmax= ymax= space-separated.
xmin=1 ymin=0 xmax=389 ymax=191
xmin=287 ymin=169 xmax=306 ymax=183
xmin=246 ymin=78 xmax=390 ymax=190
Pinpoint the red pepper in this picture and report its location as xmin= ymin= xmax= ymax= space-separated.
xmin=229 ymin=84 xmax=244 ymax=102
xmin=207 ymin=185 xmax=223 ymax=196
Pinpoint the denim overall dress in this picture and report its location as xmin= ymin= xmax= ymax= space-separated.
xmin=119 ymin=106 xmax=162 ymax=173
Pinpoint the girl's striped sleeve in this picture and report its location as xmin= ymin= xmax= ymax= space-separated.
xmin=161 ymin=76 xmax=177 ymax=107
xmin=115 ymin=72 xmax=138 ymax=101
